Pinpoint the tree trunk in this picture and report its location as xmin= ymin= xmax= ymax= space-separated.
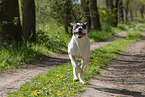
xmin=119 ymin=0 xmax=124 ymax=23
xmin=114 ymin=0 xmax=120 ymax=27
xmin=0 ymin=1 xmax=2 ymax=42
xmin=64 ymin=0 xmax=72 ymax=35
xmin=130 ymin=9 xmax=134 ymax=21
xmin=124 ymin=0 xmax=130 ymax=22
xmin=140 ymin=6 xmax=144 ymax=19
xmin=89 ymin=0 xmax=101 ymax=30
xmin=22 ymin=0 xmax=36 ymax=42
xmin=82 ymin=0 xmax=91 ymax=30
xmin=0 ymin=0 xmax=22 ymax=43
xmin=106 ymin=0 xmax=120 ymax=27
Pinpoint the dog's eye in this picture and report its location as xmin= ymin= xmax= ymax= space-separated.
xmin=74 ymin=25 xmax=80 ymax=30
xmin=82 ymin=25 xmax=86 ymax=29
xmin=75 ymin=25 xmax=80 ymax=28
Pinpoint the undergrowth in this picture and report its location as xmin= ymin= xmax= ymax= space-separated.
xmin=88 ymin=22 xmax=140 ymax=43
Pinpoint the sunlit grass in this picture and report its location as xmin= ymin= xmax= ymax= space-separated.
xmin=88 ymin=22 xmax=140 ymax=43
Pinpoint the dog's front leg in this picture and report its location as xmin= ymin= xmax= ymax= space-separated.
xmin=69 ymin=55 xmax=83 ymax=81
xmin=81 ymin=58 xmax=89 ymax=72
xmin=78 ymin=58 xmax=89 ymax=84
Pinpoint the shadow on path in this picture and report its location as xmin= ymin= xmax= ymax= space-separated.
xmin=92 ymin=87 xmax=144 ymax=97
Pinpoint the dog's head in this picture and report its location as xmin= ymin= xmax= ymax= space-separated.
xmin=70 ymin=22 xmax=88 ymax=39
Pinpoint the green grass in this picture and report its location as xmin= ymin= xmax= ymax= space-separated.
xmin=9 ymin=24 xmax=145 ymax=97
xmin=88 ymin=30 xmax=114 ymax=43
xmin=88 ymin=22 xmax=140 ymax=43
xmin=126 ymin=24 xmax=145 ymax=40
xmin=0 ymin=21 xmax=70 ymax=71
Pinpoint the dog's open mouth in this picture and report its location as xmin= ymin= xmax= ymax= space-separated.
xmin=74 ymin=32 xmax=86 ymax=38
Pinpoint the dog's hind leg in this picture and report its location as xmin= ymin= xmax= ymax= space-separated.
xmin=69 ymin=55 xmax=83 ymax=81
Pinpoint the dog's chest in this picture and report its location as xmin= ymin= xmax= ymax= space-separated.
xmin=68 ymin=36 xmax=90 ymax=59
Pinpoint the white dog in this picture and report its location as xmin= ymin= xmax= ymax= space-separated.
xmin=68 ymin=22 xmax=90 ymax=84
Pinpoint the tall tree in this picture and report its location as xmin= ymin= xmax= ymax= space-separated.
xmin=119 ymin=0 xmax=124 ymax=23
xmin=64 ymin=0 xmax=72 ymax=35
xmin=124 ymin=0 xmax=130 ymax=22
xmin=48 ymin=0 xmax=73 ymax=35
xmin=0 ymin=0 xmax=22 ymax=43
xmin=89 ymin=0 xmax=101 ymax=30
xmin=81 ymin=0 xmax=91 ymax=30
xmin=21 ymin=0 xmax=36 ymax=41
xmin=140 ymin=5 xmax=144 ymax=19
xmin=106 ymin=0 xmax=120 ymax=27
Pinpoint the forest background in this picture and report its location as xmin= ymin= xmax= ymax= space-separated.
xmin=0 ymin=0 xmax=145 ymax=70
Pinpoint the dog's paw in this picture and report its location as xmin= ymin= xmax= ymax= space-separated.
xmin=73 ymin=78 xmax=79 ymax=82
xmin=80 ymin=81 xmax=86 ymax=84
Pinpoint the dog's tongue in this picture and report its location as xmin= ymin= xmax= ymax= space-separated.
xmin=76 ymin=33 xmax=85 ymax=38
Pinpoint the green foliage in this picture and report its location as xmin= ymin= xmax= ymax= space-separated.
xmin=117 ymin=24 xmax=129 ymax=30
xmin=0 ymin=42 xmax=42 ymax=71
xmin=127 ymin=30 xmax=143 ymax=40
xmin=127 ymin=24 xmax=145 ymax=40
xmin=0 ymin=21 xmax=70 ymax=71
xmin=35 ymin=0 xmax=83 ymax=25
xmin=126 ymin=22 xmax=140 ymax=28
xmin=134 ymin=17 xmax=145 ymax=23
xmin=88 ymin=30 xmax=114 ymax=42
xmin=88 ymin=22 xmax=141 ymax=43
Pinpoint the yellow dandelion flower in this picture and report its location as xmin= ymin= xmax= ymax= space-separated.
xmin=68 ymin=69 xmax=71 ymax=71
xmin=58 ymin=93 xmax=62 ymax=96
xmin=45 ymin=90 xmax=48 ymax=92
xmin=49 ymin=90 xmax=52 ymax=93
xmin=45 ymin=25 xmax=48 ymax=27
xmin=56 ymin=74 xmax=59 ymax=77
xmin=49 ymin=78 xmax=51 ymax=81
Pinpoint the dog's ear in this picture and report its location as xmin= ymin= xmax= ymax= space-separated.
xmin=84 ymin=22 xmax=88 ymax=25
xmin=70 ymin=23 xmax=75 ymax=26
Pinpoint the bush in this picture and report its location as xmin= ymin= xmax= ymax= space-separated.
xmin=134 ymin=17 xmax=145 ymax=23
xmin=88 ymin=30 xmax=113 ymax=42
xmin=127 ymin=29 xmax=143 ymax=40
xmin=118 ymin=24 xmax=129 ymax=30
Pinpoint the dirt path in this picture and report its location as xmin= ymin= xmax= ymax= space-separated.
xmin=0 ymin=25 xmax=142 ymax=97
xmin=78 ymin=29 xmax=145 ymax=97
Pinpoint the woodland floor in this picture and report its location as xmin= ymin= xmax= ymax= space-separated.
xmin=0 ymin=25 xmax=145 ymax=97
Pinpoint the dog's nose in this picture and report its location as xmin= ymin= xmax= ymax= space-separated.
xmin=79 ymin=28 xmax=83 ymax=32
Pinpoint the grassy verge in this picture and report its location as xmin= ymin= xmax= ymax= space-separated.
xmin=9 ymin=24 xmax=145 ymax=97
xmin=88 ymin=22 xmax=140 ymax=43
xmin=0 ymin=22 xmax=140 ymax=71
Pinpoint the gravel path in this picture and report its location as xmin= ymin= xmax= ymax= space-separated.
xmin=78 ymin=28 xmax=145 ymax=97
xmin=0 ymin=25 xmax=143 ymax=97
